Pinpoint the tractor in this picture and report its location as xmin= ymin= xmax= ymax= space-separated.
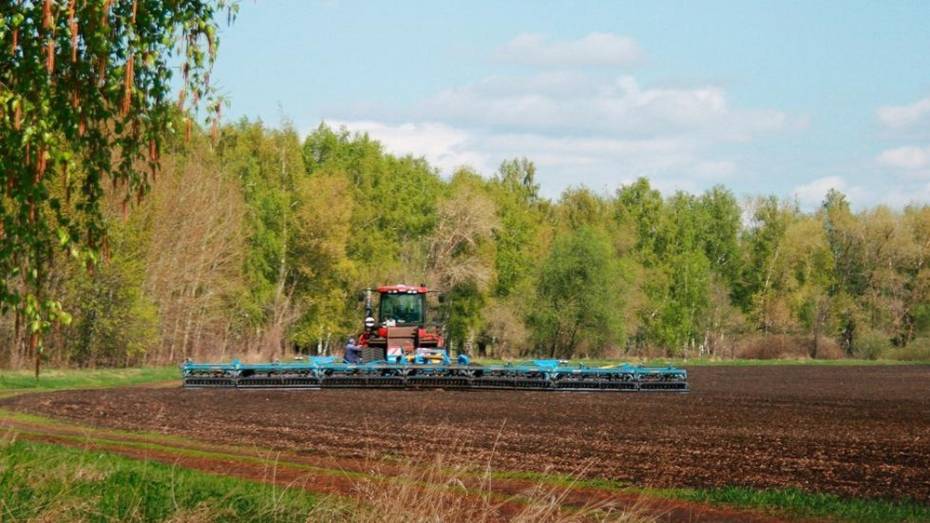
xmin=181 ymin=283 xmax=688 ymax=392
xmin=355 ymin=284 xmax=447 ymax=364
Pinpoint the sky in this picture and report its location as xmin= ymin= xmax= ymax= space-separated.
xmin=209 ymin=0 xmax=930 ymax=208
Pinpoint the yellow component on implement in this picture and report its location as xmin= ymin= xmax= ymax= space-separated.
xmin=405 ymin=353 xmax=445 ymax=363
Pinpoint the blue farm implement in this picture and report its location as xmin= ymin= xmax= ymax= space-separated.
xmin=182 ymin=284 xmax=688 ymax=393
xmin=182 ymin=357 xmax=688 ymax=392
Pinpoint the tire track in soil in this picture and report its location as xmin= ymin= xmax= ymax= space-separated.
xmin=5 ymin=366 xmax=926 ymax=502
xmin=0 ymin=411 xmax=790 ymax=523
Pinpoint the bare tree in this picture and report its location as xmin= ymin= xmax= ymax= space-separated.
xmin=142 ymin=150 xmax=246 ymax=363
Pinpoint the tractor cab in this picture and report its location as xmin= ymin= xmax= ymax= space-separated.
xmin=357 ymin=284 xmax=445 ymax=363
xmin=378 ymin=287 xmax=425 ymax=326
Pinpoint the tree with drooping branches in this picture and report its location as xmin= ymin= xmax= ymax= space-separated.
xmin=0 ymin=0 xmax=236 ymax=376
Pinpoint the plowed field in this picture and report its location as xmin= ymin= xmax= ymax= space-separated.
xmin=3 ymin=366 xmax=928 ymax=503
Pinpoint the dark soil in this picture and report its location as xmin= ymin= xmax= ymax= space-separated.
xmin=3 ymin=365 xmax=929 ymax=503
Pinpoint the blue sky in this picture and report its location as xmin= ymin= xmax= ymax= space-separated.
xmin=210 ymin=1 xmax=930 ymax=208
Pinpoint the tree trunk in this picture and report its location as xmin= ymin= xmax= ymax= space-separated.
xmin=31 ymin=332 xmax=39 ymax=380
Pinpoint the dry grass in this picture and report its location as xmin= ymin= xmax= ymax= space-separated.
xmin=735 ymin=334 xmax=844 ymax=360
xmin=310 ymin=449 xmax=656 ymax=523
xmin=2 ymin=430 xmax=655 ymax=522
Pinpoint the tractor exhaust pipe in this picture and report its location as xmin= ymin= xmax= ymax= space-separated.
xmin=363 ymin=288 xmax=375 ymax=331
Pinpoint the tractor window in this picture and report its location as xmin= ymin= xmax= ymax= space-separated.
xmin=379 ymin=294 xmax=424 ymax=325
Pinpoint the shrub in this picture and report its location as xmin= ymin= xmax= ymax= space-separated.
xmin=735 ymin=334 xmax=843 ymax=360
xmin=883 ymin=337 xmax=930 ymax=361
xmin=808 ymin=336 xmax=844 ymax=360
xmin=852 ymin=330 xmax=891 ymax=360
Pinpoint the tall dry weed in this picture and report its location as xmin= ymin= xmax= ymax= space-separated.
xmin=736 ymin=334 xmax=843 ymax=360
xmin=305 ymin=436 xmax=657 ymax=523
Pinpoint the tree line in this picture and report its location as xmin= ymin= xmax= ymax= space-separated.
xmin=2 ymin=120 xmax=930 ymax=367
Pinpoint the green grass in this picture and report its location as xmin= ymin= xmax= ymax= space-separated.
xmin=0 ymin=439 xmax=323 ymax=522
xmin=669 ymin=486 xmax=930 ymax=523
xmin=486 ymin=469 xmax=930 ymax=522
xmin=0 ymin=366 xmax=179 ymax=393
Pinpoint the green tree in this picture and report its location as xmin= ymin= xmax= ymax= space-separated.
xmin=558 ymin=187 xmax=610 ymax=230
xmin=528 ymin=226 xmax=626 ymax=358
xmin=902 ymin=205 xmax=930 ymax=344
xmin=1 ymin=0 xmax=234 ymax=375
xmin=216 ymin=120 xmax=302 ymax=353
xmin=302 ymin=124 xmax=443 ymax=285
xmin=496 ymin=157 xmax=539 ymax=203
xmin=64 ymin=218 xmax=157 ymax=367
xmin=697 ymin=186 xmax=742 ymax=286
xmin=641 ymin=193 xmax=712 ymax=354
xmin=490 ymin=159 xmax=546 ymax=298
xmin=821 ymin=190 xmax=865 ymax=351
xmin=614 ymin=177 xmax=664 ymax=263
xmin=289 ymin=172 xmax=356 ymax=350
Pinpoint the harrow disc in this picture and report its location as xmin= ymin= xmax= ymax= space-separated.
xmin=182 ymin=359 xmax=688 ymax=393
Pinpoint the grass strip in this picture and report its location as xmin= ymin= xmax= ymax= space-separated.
xmin=490 ymin=470 xmax=930 ymax=522
xmin=6 ymin=425 xmax=368 ymax=482
xmin=656 ymin=486 xmax=930 ymax=522
xmin=0 ymin=438 xmax=323 ymax=522
xmin=0 ymin=367 xmax=179 ymax=392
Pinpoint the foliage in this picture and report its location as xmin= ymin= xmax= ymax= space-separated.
xmin=882 ymin=337 xmax=930 ymax=361
xmin=64 ymin=219 xmax=158 ymax=367
xmin=852 ymin=329 xmax=891 ymax=360
xmin=492 ymin=159 xmax=545 ymax=298
xmin=0 ymin=0 xmax=235 ymax=372
xmin=289 ymin=171 xmax=356 ymax=347
xmin=5 ymin=113 xmax=930 ymax=365
xmin=528 ymin=226 xmax=626 ymax=357
xmin=216 ymin=120 xmax=301 ymax=329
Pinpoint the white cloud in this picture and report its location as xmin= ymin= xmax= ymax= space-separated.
xmin=877 ymin=145 xmax=930 ymax=170
xmin=415 ymin=74 xmax=788 ymax=140
xmin=330 ymin=119 xmax=743 ymax=197
xmin=874 ymin=95 xmax=930 ymax=193
xmin=877 ymin=96 xmax=930 ymax=129
xmin=874 ymin=183 xmax=930 ymax=207
xmin=497 ymin=33 xmax=642 ymax=68
xmin=791 ymin=174 xmax=930 ymax=209
xmin=324 ymin=35 xmax=804 ymax=200
xmin=793 ymin=176 xmax=850 ymax=209
xmin=328 ymin=120 xmax=492 ymax=174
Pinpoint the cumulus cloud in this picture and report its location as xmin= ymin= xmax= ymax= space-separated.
xmin=330 ymin=118 xmax=744 ymax=197
xmin=877 ymin=96 xmax=930 ymax=129
xmin=874 ymin=183 xmax=930 ymax=207
xmin=497 ymin=33 xmax=642 ymax=67
xmin=793 ymin=176 xmax=851 ymax=209
xmin=877 ymin=145 xmax=930 ymax=171
xmin=329 ymin=120 xmax=492 ymax=174
xmin=416 ymin=74 xmax=788 ymax=140
xmin=874 ymin=95 xmax=930 ymax=194
xmin=324 ymin=35 xmax=802 ymax=198
xmin=792 ymin=174 xmax=930 ymax=209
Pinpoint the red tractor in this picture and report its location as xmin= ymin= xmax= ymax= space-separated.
xmin=356 ymin=284 xmax=447 ymax=363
